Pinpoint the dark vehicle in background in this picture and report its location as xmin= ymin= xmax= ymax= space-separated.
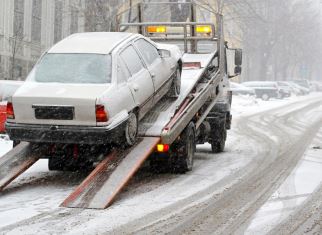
xmin=242 ymin=81 xmax=279 ymax=101
xmin=230 ymin=82 xmax=255 ymax=96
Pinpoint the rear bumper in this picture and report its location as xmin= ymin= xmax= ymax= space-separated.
xmin=5 ymin=120 xmax=127 ymax=145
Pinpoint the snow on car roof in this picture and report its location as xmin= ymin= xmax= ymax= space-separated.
xmin=48 ymin=32 xmax=134 ymax=54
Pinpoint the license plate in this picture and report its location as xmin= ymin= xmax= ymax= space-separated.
xmin=33 ymin=105 xmax=74 ymax=120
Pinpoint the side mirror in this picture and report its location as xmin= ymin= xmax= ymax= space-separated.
xmin=158 ymin=49 xmax=171 ymax=58
xmin=234 ymin=66 xmax=242 ymax=75
xmin=235 ymin=49 xmax=242 ymax=66
xmin=227 ymin=48 xmax=243 ymax=78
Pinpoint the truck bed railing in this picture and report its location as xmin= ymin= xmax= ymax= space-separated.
xmin=119 ymin=21 xmax=217 ymax=53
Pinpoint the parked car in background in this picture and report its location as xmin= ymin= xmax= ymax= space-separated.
xmin=277 ymin=81 xmax=293 ymax=98
xmin=309 ymin=81 xmax=322 ymax=92
xmin=242 ymin=81 xmax=279 ymax=101
xmin=229 ymin=82 xmax=255 ymax=96
xmin=0 ymin=80 xmax=24 ymax=133
xmin=293 ymin=79 xmax=310 ymax=92
xmin=6 ymin=32 xmax=182 ymax=146
xmin=287 ymin=81 xmax=310 ymax=95
xmin=0 ymin=80 xmax=24 ymax=101
xmin=281 ymin=81 xmax=302 ymax=96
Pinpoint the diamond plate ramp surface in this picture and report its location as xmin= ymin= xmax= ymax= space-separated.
xmin=0 ymin=142 xmax=42 ymax=191
xmin=61 ymin=137 xmax=160 ymax=209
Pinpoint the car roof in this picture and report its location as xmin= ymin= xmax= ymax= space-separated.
xmin=48 ymin=32 xmax=134 ymax=54
xmin=242 ymin=81 xmax=277 ymax=86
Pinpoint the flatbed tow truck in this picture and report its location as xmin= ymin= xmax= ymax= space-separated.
xmin=0 ymin=2 xmax=242 ymax=209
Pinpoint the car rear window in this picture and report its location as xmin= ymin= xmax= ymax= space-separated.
xmin=30 ymin=54 xmax=111 ymax=84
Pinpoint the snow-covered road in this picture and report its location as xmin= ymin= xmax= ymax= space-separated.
xmin=0 ymin=94 xmax=322 ymax=234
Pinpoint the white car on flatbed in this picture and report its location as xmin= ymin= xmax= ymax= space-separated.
xmin=6 ymin=32 xmax=182 ymax=146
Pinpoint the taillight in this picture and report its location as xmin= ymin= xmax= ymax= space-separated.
xmin=156 ymin=144 xmax=170 ymax=153
xmin=96 ymin=104 xmax=108 ymax=122
xmin=6 ymin=102 xmax=15 ymax=119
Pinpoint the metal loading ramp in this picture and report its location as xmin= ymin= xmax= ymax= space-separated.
xmin=61 ymin=137 xmax=160 ymax=209
xmin=0 ymin=142 xmax=43 ymax=191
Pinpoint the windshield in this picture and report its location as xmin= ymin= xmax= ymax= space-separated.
xmin=28 ymin=54 xmax=111 ymax=84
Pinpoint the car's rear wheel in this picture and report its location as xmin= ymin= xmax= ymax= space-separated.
xmin=168 ymin=66 xmax=181 ymax=97
xmin=124 ymin=112 xmax=138 ymax=146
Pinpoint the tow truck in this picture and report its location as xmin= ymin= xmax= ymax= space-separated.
xmin=0 ymin=2 xmax=242 ymax=209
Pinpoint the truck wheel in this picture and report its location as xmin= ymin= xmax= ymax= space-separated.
xmin=124 ymin=112 xmax=138 ymax=146
xmin=48 ymin=157 xmax=66 ymax=171
xmin=261 ymin=93 xmax=270 ymax=101
xmin=211 ymin=118 xmax=227 ymax=153
xmin=168 ymin=66 xmax=181 ymax=97
xmin=171 ymin=122 xmax=196 ymax=174
xmin=149 ymin=154 xmax=170 ymax=173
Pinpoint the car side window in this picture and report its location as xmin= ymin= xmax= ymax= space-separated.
xmin=134 ymin=39 xmax=160 ymax=66
xmin=120 ymin=45 xmax=144 ymax=76
xmin=117 ymin=57 xmax=131 ymax=83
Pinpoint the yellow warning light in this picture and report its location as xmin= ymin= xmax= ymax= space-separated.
xmin=196 ymin=25 xmax=212 ymax=34
xmin=156 ymin=144 xmax=170 ymax=153
xmin=146 ymin=26 xmax=167 ymax=33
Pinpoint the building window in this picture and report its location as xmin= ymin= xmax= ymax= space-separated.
xmin=31 ymin=0 xmax=42 ymax=43
xmin=70 ymin=8 xmax=78 ymax=34
xmin=54 ymin=0 xmax=63 ymax=43
xmin=14 ymin=0 xmax=24 ymax=38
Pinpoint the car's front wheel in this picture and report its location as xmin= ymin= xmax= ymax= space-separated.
xmin=124 ymin=112 xmax=138 ymax=146
xmin=168 ymin=66 xmax=181 ymax=97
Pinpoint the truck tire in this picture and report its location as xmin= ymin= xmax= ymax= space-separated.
xmin=149 ymin=154 xmax=170 ymax=173
xmin=48 ymin=157 xmax=66 ymax=171
xmin=167 ymin=66 xmax=181 ymax=97
xmin=171 ymin=122 xmax=196 ymax=174
xmin=211 ymin=117 xmax=227 ymax=153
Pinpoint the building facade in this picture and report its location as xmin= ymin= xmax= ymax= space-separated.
xmin=0 ymin=0 xmax=86 ymax=80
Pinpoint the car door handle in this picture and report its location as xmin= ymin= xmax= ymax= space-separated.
xmin=132 ymin=84 xmax=139 ymax=92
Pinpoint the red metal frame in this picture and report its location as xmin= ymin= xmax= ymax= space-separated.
xmin=0 ymin=103 xmax=7 ymax=133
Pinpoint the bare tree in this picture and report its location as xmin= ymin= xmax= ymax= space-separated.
xmin=10 ymin=19 xmax=25 ymax=80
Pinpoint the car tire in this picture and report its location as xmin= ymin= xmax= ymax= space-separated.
xmin=168 ymin=66 xmax=181 ymax=97
xmin=171 ymin=122 xmax=195 ymax=174
xmin=261 ymin=93 xmax=270 ymax=101
xmin=124 ymin=112 xmax=138 ymax=146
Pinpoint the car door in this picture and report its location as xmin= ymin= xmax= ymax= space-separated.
xmin=119 ymin=44 xmax=154 ymax=119
xmin=134 ymin=39 xmax=173 ymax=105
